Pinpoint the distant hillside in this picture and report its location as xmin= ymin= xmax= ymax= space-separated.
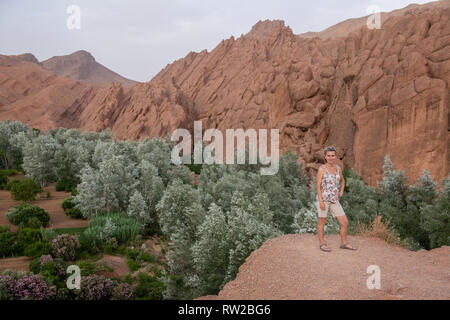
xmin=299 ymin=0 xmax=450 ymax=39
xmin=40 ymin=50 xmax=138 ymax=86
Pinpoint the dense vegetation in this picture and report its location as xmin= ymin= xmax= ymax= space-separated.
xmin=0 ymin=120 xmax=448 ymax=300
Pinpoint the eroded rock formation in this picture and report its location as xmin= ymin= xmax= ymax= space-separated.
xmin=0 ymin=1 xmax=449 ymax=187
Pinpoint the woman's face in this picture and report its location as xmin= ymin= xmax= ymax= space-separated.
xmin=325 ymin=151 xmax=336 ymax=163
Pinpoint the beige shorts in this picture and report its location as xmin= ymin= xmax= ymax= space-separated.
xmin=315 ymin=200 xmax=346 ymax=218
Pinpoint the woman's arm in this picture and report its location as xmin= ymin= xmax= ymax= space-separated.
xmin=317 ymin=167 xmax=324 ymax=202
xmin=339 ymin=165 xmax=345 ymax=196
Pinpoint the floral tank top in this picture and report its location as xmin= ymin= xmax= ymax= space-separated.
xmin=316 ymin=164 xmax=341 ymax=204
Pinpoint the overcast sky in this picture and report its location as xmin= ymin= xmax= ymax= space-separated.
xmin=0 ymin=0 xmax=433 ymax=82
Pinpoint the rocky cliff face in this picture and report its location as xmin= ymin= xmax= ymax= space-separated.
xmin=152 ymin=3 xmax=450 ymax=186
xmin=0 ymin=1 xmax=449 ymax=187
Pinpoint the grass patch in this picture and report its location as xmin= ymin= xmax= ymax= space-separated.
xmin=354 ymin=215 xmax=411 ymax=248
xmin=52 ymin=227 xmax=87 ymax=235
xmin=127 ymin=259 xmax=141 ymax=272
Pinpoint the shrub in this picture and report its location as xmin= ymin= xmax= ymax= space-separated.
xmin=0 ymin=276 xmax=15 ymax=300
xmin=16 ymin=228 xmax=51 ymax=257
xmin=39 ymin=254 xmax=53 ymax=266
xmin=20 ymin=216 xmax=43 ymax=229
xmin=6 ymin=203 xmax=50 ymax=227
xmin=0 ymin=171 xmax=7 ymax=189
xmin=40 ymin=228 xmax=58 ymax=243
xmin=140 ymin=252 xmax=154 ymax=263
xmin=62 ymin=197 xmax=76 ymax=211
xmin=75 ymin=275 xmax=114 ymax=300
xmin=71 ymin=186 xmax=78 ymax=196
xmin=17 ymin=228 xmax=41 ymax=247
xmin=39 ymin=258 xmax=68 ymax=286
xmin=1 ymin=168 xmax=19 ymax=176
xmin=65 ymin=208 xmax=84 ymax=219
xmin=0 ymin=280 xmax=12 ymax=300
xmin=339 ymin=168 xmax=378 ymax=226
xmin=0 ymin=274 xmax=57 ymax=300
xmin=354 ymin=215 xmax=405 ymax=247
xmin=5 ymin=179 xmax=20 ymax=191
xmin=29 ymin=257 xmax=41 ymax=274
xmin=291 ymin=205 xmax=340 ymax=235
xmin=112 ymin=282 xmax=134 ymax=300
xmin=133 ymin=271 xmax=164 ymax=299
xmin=10 ymin=178 xmax=42 ymax=201
xmin=0 ymin=226 xmax=22 ymax=258
xmin=127 ymin=259 xmax=141 ymax=272
xmin=124 ymin=247 xmax=140 ymax=260
xmin=62 ymin=197 xmax=84 ymax=219
xmin=23 ymin=241 xmax=51 ymax=257
xmin=420 ymin=176 xmax=450 ymax=249
xmin=78 ymin=261 xmax=98 ymax=276
xmin=51 ymin=234 xmax=79 ymax=261
xmin=56 ymin=177 xmax=77 ymax=192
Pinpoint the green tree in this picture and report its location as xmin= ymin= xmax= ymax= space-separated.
xmin=340 ymin=167 xmax=378 ymax=226
xmin=10 ymin=178 xmax=42 ymax=201
xmin=421 ymin=176 xmax=450 ymax=249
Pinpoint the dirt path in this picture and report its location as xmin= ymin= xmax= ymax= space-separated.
xmin=196 ymin=234 xmax=450 ymax=300
xmin=0 ymin=256 xmax=33 ymax=274
xmin=97 ymin=255 xmax=130 ymax=278
xmin=0 ymin=175 xmax=88 ymax=231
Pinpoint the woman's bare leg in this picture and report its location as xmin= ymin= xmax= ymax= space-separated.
xmin=317 ymin=217 xmax=328 ymax=247
xmin=336 ymin=215 xmax=349 ymax=245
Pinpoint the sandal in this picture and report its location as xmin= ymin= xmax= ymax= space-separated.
xmin=319 ymin=244 xmax=331 ymax=252
xmin=340 ymin=243 xmax=357 ymax=250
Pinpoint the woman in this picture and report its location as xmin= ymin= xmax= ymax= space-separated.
xmin=315 ymin=146 xmax=356 ymax=252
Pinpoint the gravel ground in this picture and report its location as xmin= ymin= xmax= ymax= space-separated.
xmin=0 ymin=256 xmax=33 ymax=274
xmin=196 ymin=234 xmax=450 ymax=300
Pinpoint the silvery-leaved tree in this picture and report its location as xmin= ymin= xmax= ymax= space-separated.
xmin=73 ymin=165 xmax=106 ymax=218
xmin=377 ymin=155 xmax=409 ymax=210
xmin=137 ymin=160 xmax=164 ymax=224
xmin=21 ymin=134 xmax=58 ymax=187
xmin=52 ymin=137 xmax=88 ymax=187
xmin=0 ymin=120 xmax=30 ymax=169
xmin=190 ymin=203 xmax=229 ymax=295
xmin=222 ymin=191 xmax=281 ymax=286
xmin=127 ymin=190 xmax=149 ymax=224
xmin=407 ymin=169 xmax=438 ymax=206
xmin=137 ymin=137 xmax=173 ymax=186
xmin=92 ymin=140 xmax=113 ymax=169
xmin=99 ymin=154 xmax=140 ymax=212
xmin=156 ymin=178 xmax=205 ymax=299
xmin=189 ymin=191 xmax=280 ymax=297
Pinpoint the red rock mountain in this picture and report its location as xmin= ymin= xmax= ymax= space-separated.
xmin=40 ymin=50 xmax=138 ymax=87
xmin=299 ymin=1 xmax=448 ymax=40
xmin=0 ymin=1 xmax=449 ymax=187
